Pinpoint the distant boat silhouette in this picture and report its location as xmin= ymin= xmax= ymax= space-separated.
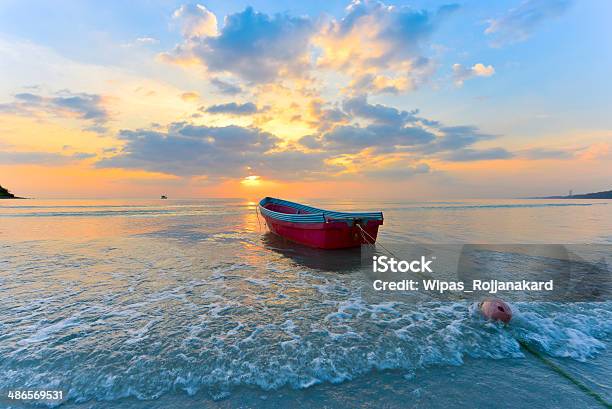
xmin=161 ymin=195 xmax=167 ymax=199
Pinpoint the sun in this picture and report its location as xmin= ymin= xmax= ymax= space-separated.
xmin=240 ymin=175 xmax=261 ymax=187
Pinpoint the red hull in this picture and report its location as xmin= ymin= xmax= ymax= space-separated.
xmin=262 ymin=214 xmax=382 ymax=249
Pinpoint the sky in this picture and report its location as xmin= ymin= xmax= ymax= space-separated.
xmin=0 ymin=0 xmax=611 ymax=199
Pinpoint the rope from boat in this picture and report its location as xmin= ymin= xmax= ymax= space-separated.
xmin=255 ymin=205 xmax=264 ymax=232
xmin=518 ymin=340 xmax=611 ymax=408
xmin=355 ymin=223 xmax=401 ymax=260
xmin=357 ymin=225 xmax=376 ymax=253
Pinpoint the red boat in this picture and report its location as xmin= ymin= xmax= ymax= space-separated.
xmin=258 ymin=197 xmax=383 ymax=249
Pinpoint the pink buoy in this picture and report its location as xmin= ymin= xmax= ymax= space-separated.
xmin=479 ymin=298 xmax=512 ymax=323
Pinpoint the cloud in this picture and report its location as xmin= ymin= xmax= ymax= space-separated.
xmin=70 ymin=152 xmax=97 ymax=160
xmin=163 ymin=1 xmax=457 ymax=92
xmin=42 ymin=93 xmax=107 ymax=121
xmin=308 ymin=100 xmax=350 ymax=130
xmin=254 ymin=151 xmax=339 ymax=180
xmin=96 ymin=123 xmax=332 ymax=179
xmin=136 ymin=37 xmax=159 ymax=45
xmin=485 ymin=0 xmax=570 ymax=46
xmin=323 ymin=124 xmax=435 ymax=153
xmin=342 ymin=95 xmax=418 ymax=126
xmin=0 ymin=90 xmax=110 ymax=133
xmin=316 ymin=0 xmax=459 ymax=93
xmin=203 ymin=102 xmax=259 ymax=115
xmin=516 ymin=144 xmax=611 ymax=161
xmin=346 ymin=73 xmax=413 ymax=95
xmin=363 ymin=163 xmax=430 ymax=179
xmin=298 ymin=96 xmax=497 ymax=159
xmin=0 ymin=150 xmax=95 ymax=165
xmin=452 ymin=63 xmax=495 ymax=86
xmin=298 ymin=135 xmax=323 ymax=150
xmin=97 ymin=125 xmax=273 ymax=177
xmin=164 ymin=6 xmax=314 ymax=83
xmin=518 ymin=147 xmax=574 ymax=159
xmin=209 ymin=78 xmax=243 ymax=95
xmin=180 ymin=91 xmax=200 ymax=102
xmin=122 ymin=37 xmax=160 ymax=48
xmin=420 ymin=126 xmax=496 ymax=153
xmin=578 ymin=142 xmax=611 ymax=160
xmin=443 ymin=147 xmax=513 ymax=161
xmin=172 ymin=4 xmax=218 ymax=38
xmin=96 ymin=96 xmax=508 ymax=181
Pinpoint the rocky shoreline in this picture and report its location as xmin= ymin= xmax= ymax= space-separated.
xmin=0 ymin=184 xmax=24 ymax=199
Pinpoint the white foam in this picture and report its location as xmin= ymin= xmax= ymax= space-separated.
xmin=17 ymin=316 xmax=81 ymax=345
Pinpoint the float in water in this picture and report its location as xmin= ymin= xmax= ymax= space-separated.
xmin=258 ymin=197 xmax=383 ymax=249
xmin=479 ymin=298 xmax=512 ymax=323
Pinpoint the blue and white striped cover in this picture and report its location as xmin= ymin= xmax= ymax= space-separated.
xmin=258 ymin=197 xmax=383 ymax=224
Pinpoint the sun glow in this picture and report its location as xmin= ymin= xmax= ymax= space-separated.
xmin=240 ymin=175 xmax=261 ymax=186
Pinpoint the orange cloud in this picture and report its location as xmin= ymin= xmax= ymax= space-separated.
xmin=180 ymin=91 xmax=200 ymax=102
xmin=315 ymin=1 xmax=457 ymax=94
xmin=172 ymin=4 xmax=218 ymax=38
xmin=578 ymin=142 xmax=610 ymax=160
xmin=452 ymin=63 xmax=495 ymax=86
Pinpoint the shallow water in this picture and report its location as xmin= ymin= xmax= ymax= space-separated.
xmin=0 ymin=198 xmax=610 ymax=408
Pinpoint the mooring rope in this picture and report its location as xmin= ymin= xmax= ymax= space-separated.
xmin=254 ymin=205 xmax=263 ymax=231
xmin=356 ymin=224 xmax=375 ymax=248
xmin=355 ymin=223 xmax=402 ymax=260
xmin=518 ymin=340 xmax=611 ymax=408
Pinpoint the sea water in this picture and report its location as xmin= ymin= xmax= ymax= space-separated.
xmin=0 ymin=199 xmax=610 ymax=408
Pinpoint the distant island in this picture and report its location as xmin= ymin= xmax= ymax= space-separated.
xmin=535 ymin=189 xmax=612 ymax=199
xmin=0 ymin=184 xmax=24 ymax=199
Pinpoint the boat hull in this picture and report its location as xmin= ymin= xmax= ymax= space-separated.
xmin=262 ymin=215 xmax=382 ymax=249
